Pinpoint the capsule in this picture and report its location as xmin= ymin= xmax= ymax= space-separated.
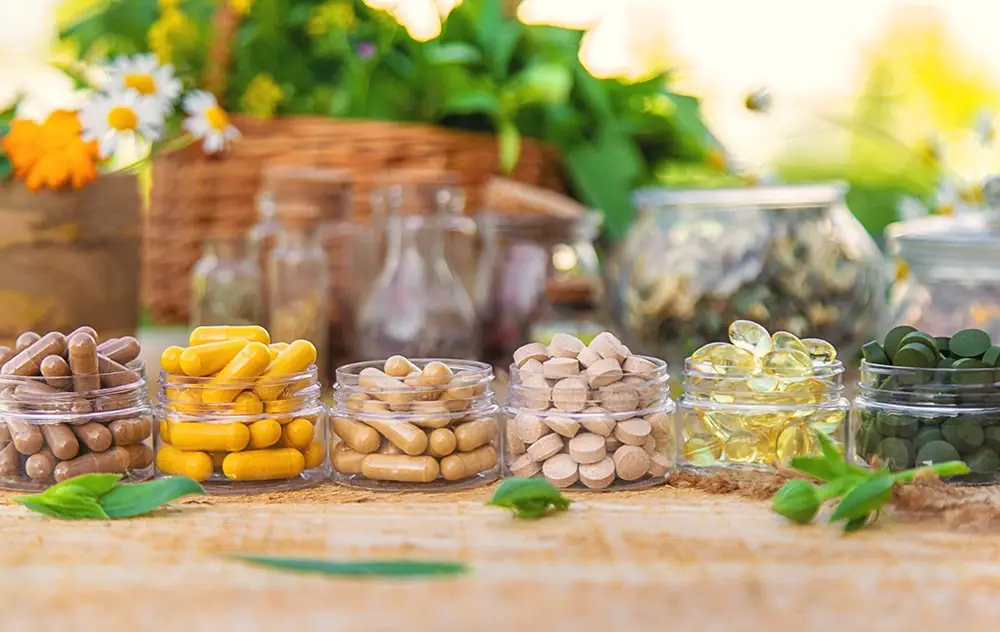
xmin=231 ymin=391 xmax=264 ymax=415
xmin=160 ymin=346 xmax=184 ymax=375
xmin=166 ymin=387 xmax=203 ymax=415
xmin=3 ymin=332 xmax=67 ymax=376
xmin=267 ymin=343 xmax=289 ymax=363
xmin=201 ymin=342 xmax=271 ymax=404
xmin=364 ymin=419 xmax=428 ymax=456
xmin=40 ymin=355 xmax=73 ymax=390
xmin=97 ymin=336 xmax=141 ymax=364
xmin=255 ymin=340 xmax=317 ymax=401
xmin=332 ymin=416 xmax=380 ymax=453
xmin=223 ymin=448 xmax=305 ymax=481
xmin=108 ymin=417 xmax=153 ymax=446
xmin=281 ymin=417 xmax=314 ymax=449
xmin=454 ymin=418 xmax=497 ymax=452
xmin=179 ymin=339 xmax=249 ymax=377
xmin=189 ymin=325 xmax=270 ymax=347
xmin=68 ymin=333 xmax=100 ymax=392
xmin=124 ymin=443 xmax=155 ymax=469
xmin=361 ymin=454 xmax=439 ymax=483
xmin=248 ymin=419 xmax=282 ymax=449
xmin=168 ymin=422 xmax=250 ymax=452
xmin=440 ymin=445 xmax=497 ymax=481
xmin=54 ymin=446 xmax=129 ymax=482
xmin=264 ymin=397 xmax=299 ymax=420
xmin=98 ymin=355 xmax=140 ymax=388
xmin=331 ymin=442 xmax=365 ymax=474
xmin=156 ymin=444 xmax=213 ymax=482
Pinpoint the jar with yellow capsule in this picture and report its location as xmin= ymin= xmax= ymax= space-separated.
xmin=154 ymin=326 xmax=329 ymax=493
xmin=677 ymin=320 xmax=848 ymax=470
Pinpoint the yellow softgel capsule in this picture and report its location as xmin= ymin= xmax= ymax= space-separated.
xmin=231 ymin=390 xmax=264 ymax=415
xmin=179 ymin=339 xmax=249 ymax=377
xmin=202 ymin=342 xmax=271 ymax=404
xmin=801 ymin=338 xmax=837 ymax=364
xmin=302 ymin=441 xmax=326 ymax=469
xmin=775 ymin=422 xmax=812 ymax=464
xmin=808 ymin=409 xmax=846 ymax=435
xmin=160 ymin=346 xmax=184 ymax=375
xmin=728 ymin=320 xmax=772 ymax=357
xmin=268 ymin=343 xmax=289 ymax=363
xmin=691 ymin=342 xmax=730 ymax=365
xmin=724 ymin=430 xmax=759 ymax=463
xmin=683 ymin=434 xmax=723 ymax=465
xmin=748 ymin=374 xmax=780 ymax=394
xmin=248 ymin=419 xmax=282 ymax=449
xmin=709 ymin=344 xmax=756 ymax=374
xmin=156 ymin=444 xmax=213 ymax=482
xmin=223 ymin=448 xmax=305 ymax=481
xmin=189 ymin=325 xmax=270 ymax=346
xmin=761 ymin=349 xmax=812 ymax=377
xmin=169 ymin=422 xmax=251 ymax=452
xmin=770 ymin=331 xmax=807 ymax=355
xmin=282 ymin=417 xmax=314 ymax=449
xmin=254 ymin=340 xmax=318 ymax=401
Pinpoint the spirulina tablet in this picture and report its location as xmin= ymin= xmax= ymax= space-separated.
xmin=884 ymin=325 xmax=917 ymax=359
xmin=950 ymin=329 xmax=992 ymax=359
xmin=915 ymin=440 xmax=961 ymax=465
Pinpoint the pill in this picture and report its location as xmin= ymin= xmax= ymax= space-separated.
xmin=439 ymin=392 xmax=470 ymax=412
xmin=623 ymin=355 xmax=657 ymax=376
xmin=265 ymin=342 xmax=288 ymax=363
xmin=54 ymin=446 xmax=130 ymax=482
xmin=68 ymin=333 xmax=100 ymax=392
xmin=360 ymin=399 xmax=390 ymax=414
xmin=586 ymin=358 xmax=624 ymax=387
xmin=159 ymin=420 xmax=171 ymax=443
xmin=0 ymin=423 xmax=9 ymax=444
xmin=156 ymin=444 xmax=213 ymax=481
xmin=108 ymin=417 xmax=153 ymax=446
xmin=377 ymin=439 xmax=403 ymax=455
xmin=507 ymin=425 xmax=526 ymax=455
xmin=542 ymin=453 xmax=579 ymax=488
xmin=39 ymin=355 xmax=73 ymax=390
xmin=8 ymin=420 xmax=43 ymax=455
xmin=264 ymin=397 xmax=301 ymax=420
xmin=519 ymin=358 xmax=544 ymax=374
xmin=332 ymin=416 xmax=381 ymax=453
xmin=527 ymin=433 xmax=564 ymax=462
xmin=40 ymin=424 xmax=79 ymax=460
xmin=122 ymin=443 xmax=154 ymax=469
xmin=3 ymin=332 xmax=67 ymax=376
xmin=600 ymin=382 xmax=640 ymax=413
xmin=642 ymin=434 xmax=657 ymax=455
xmin=648 ymin=453 xmax=670 ymax=477
xmin=417 ymin=361 xmax=453 ymax=387
xmin=248 ymin=419 xmax=282 ymax=449
xmin=605 ymin=436 xmax=622 ymax=453
xmin=67 ymin=326 xmax=99 ymax=342
xmin=72 ymin=422 xmax=113 ymax=452
xmin=359 ymin=368 xmax=411 ymax=405
xmin=364 ymin=418 xmax=428 ymax=456
xmin=384 ymin=355 xmax=419 ymax=377
xmin=179 ymin=340 xmax=249 ymax=377
xmin=579 ymin=456 xmax=615 ymax=489
xmin=331 ymin=442 xmax=366 ymax=474
xmin=427 ymin=428 xmax=457 ymax=457
xmin=169 ymin=422 xmax=250 ymax=452
xmin=441 ymin=445 xmax=497 ymax=481
xmin=13 ymin=381 xmax=61 ymax=400
xmin=255 ymin=340 xmax=317 ymax=401
xmin=569 ymin=432 xmax=607 ymax=464
xmin=15 ymin=332 xmax=41 ymax=352
xmin=361 ymin=454 xmax=440 ymax=483
xmin=0 ymin=442 xmax=18 ymax=476
xmin=189 ymin=325 xmax=270 ymax=346
xmin=346 ymin=392 xmax=370 ymax=412
xmin=551 ymin=377 xmax=588 ymax=412
xmin=580 ymin=406 xmax=616 ymax=436
xmin=160 ymin=346 xmax=184 ymax=374
xmin=446 ymin=373 xmax=485 ymax=401
xmin=408 ymin=401 xmax=452 ymax=429
xmin=513 ymin=342 xmax=550 ymax=367
xmin=0 ymin=346 xmax=14 ymax=367
xmin=515 ymin=412 xmax=551 ymax=443
xmin=25 ymin=447 xmax=56 ymax=482
xmin=544 ymin=415 xmax=580 ymax=438
xmin=282 ymin=418 xmax=315 ymax=450
xmin=228 ymin=390 xmax=264 ymax=416
xmin=613 ymin=445 xmax=651 ymax=481
xmin=223 ymin=448 xmax=305 ymax=481
xmin=548 ymin=333 xmax=585 ymax=358
xmin=518 ymin=373 xmax=551 ymax=409
xmin=614 ymin=418 xmax=652 ymax=446
xmin=202 ymin=342 xmax=271 ymax=404
xmin=302 ymin=441 xmax=325 ymax=469
xmin=97 ymin=337 xmax=141 ymax=364
xmin=576 ymin=346 xmax=602 ymax=369
xmin=98 ymin=355 xmax=140 ymax=388
xmin=454 ymin=417 xmax=497 ymax=451
xmin=509 ymin=452 xmax=542 ymax=477
xmin=542 ymin=357 xmax=580 ymax=379
xmin=589 ymin=332 xmax=630 ymax=362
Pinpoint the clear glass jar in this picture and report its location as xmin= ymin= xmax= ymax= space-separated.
xmin=248 ymin=190 xmax=281 ymax=329
xmin=853 ymin=360 xmax=1000 ymax=483
xmin=358 ymin=175 xmax=478 ymax=359
xmin=0 ymin=363 xmax=154 ymax=490
xmin=885 ymin=213 xmax=1000 ymax=341
xmin=505 ymin=355 xmax=674 ymax=490
xmin=678 ymin=359 xmax=849 ymax=469
xmin=191 ymin=235 xmax=262 ymax=328
xmin=155 ymin=366 xmax=328 ymax=493
xmin=608 ymin=183 xmax=887 ymax=369
xmin=331 ymin=359 xmax=499 ymax=490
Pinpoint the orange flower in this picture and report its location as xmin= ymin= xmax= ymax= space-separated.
xmin=3 ymin=110 xmax=100 ymax=191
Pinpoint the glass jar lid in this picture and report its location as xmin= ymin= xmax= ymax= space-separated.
xmin=633 ymin=182 xmax=847 ymax=211
xmin=886 ymin=212 xmax=1000 ymax=271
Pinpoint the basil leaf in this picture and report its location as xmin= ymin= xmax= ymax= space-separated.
xmin=815 ymin=432 xmax=845 ymax=466
xmin=788 ymin=456 xmax=843 ymax=482
xmin=230 ymin=555 xmax=468 ymax=578
xmin=16 ymin=486 xmax=109 ymax=520
xmin=487 ymin=478 xmax=571 ymax=519
xmin=100 ymin=477 xmax=205 ymax=519
xmin=828 ymin=473 xmax=896 ymax=523
xmin=843 ymin=513 xmax=870 ymax=533
xmin=49 ymin=473 xmax=122 ymax=497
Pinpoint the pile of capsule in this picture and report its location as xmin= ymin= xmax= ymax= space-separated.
xmin=0 ymin=328 xmax=152 ymax=484
xmin=157 ymin=326 xmax=325 ymax=483
xmin=682 ymin=319 xmax=844 ymax=467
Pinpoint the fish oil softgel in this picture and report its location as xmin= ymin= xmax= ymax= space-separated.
xmin=678 ymin=320 xmax=848 ymax=470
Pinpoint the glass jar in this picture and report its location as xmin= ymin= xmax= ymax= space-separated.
xmin=678 ymin=359 xmax=849 ymax=469
xmin=853 ymin=360 xmax=1000 ymax=483
xmin=885 ymin=213 xmax=1000 ymax=341
xmin=155 ymin=366 xmax=328 ymax=493
xmin=0 ymin=363 xmax=154 ymax=490
xmin=331 ymin=359 xmax=499 ymax=490
xmin=504 ymin=355 xmax=674 ymax=490
xmin=607 ymin=183 xmax=887 ymax=369
xmin=358 ymin=175 xmax=478 ymax=359
xmin=191 ymin=235 xmax=262 ymax=328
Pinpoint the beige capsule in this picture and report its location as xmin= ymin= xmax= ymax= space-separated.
xmin=332 ymin=416 xmax=380 ymax=454
xmin=542 ymin=357 xmax=580 ymax=379
xmin=542 ymin=453 xmax=579 ymax=488
xmin=508 ymin=452 xmax=541 ymax=477
xmin=360 ymin=399 xmax=391 ymax=414
xmin=408 ymin=400 xmax=453 ymax=429
xmin=376 ymin=438 xmax=403 ymax=455
xmin=527 ymin=433 xmax=563 ymax=462
xmin=543 ymin=414 xmax=580 ymax=439
xmin=72 ymin=422 xmax=113 ymax=452
xmin=548 ymin=333 xmax=586 ymax=359
xmin=108 ymin=417 xmax=153 ymax=446
xmin=8 ymin=420 xmax=43 ymax=455
xmin=346 ymin=392 xmax=371 ymax=412
xmin=589 ymin=332 xmax=630 ymax=363
xmin=15 ymin=332 xmax=41 ymax=353
xmin=551 ymin=377 xmax=588 ymax=413
xmin=613 ymin=445 xmax=651 ymax=481
xmin=513 ymin=343 xmax=550 ymax=367
xmin=361 ymin=454 xmax=440 ymax=483
xmin=579 ymin=456 xmax=616 ymax=489
xmin=384 ymin=355 xmax=419 ymax=378
xmin=614 ymin=418 xmax=652 ymax=446
xmin=586 ymin=358 xmax=624 ymax=388
xmin=454 ymin=418 xmax=497 ymax=452
xmin=427 ymin=428 xmax=457 ymax=458
xmin=439 ymin=392 xmax=471 ymax=412
xmin=331 ymin=442 xmax=365 ymax=474
xmin=568 ymin=432 xmax=606 ymax=465
xmin=53 ymin=446 xmax=129 ymax=482
xmin=514 ymin=412 xmax=550 ymax=443
xmin=446 ymin=372 xmax=485 ymax=401
xmin=364 ymin=418 xmax=428 ymax=456
xmin=359 ymin=368 xmax=412 ymax=406
xmin=416 ymin=361 xmax=453 ymax=387
xmin=25 ymin=448 xmax=56 ymax=482
xmin=441 ymin=445 xmax=497 ymax=481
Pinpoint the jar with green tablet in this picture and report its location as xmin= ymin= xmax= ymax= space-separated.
xmin=853 ymin=326 xmax=1000 ymax=483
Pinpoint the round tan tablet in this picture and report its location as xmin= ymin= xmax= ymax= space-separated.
xmin=542 ymin=357 xmax=580 ymax=379
xmin=576 ymin=346 xmax=602 ymax=369
xmin=623 ymin=355 xmax=657 ymax=376
xmin=580 ymin=406 xmax=616 ymax=436
xmin=648 ymin=453 xmax=670 ymax=477
xmin=589 ymin=332 xmax=630 ymax=362
xmin=514 ymin=342 xmax=550 ymax=367
xmin=622 ymin=375 xmax=656 ymax=407
xmin=509 ymin=453 xmax=542 ymax=477
xmin=518 ymin=373 xmax=551 ymax=409
xmin=543 ymin=415 xmax=580 ymax=438
xmin=569 ymin=432 xmax=606 ymax=464
xmin=542 ymin=453 xmax=579 ymax=488
xmin=646 ymin=412 xmax=671 ymax=439
xmin=548 ymin=333 xmax=586 ymax=359
xmin=527 ymin=433 xmax=564 ymax=462
xmin=515 ymin=412 xmax=551 ymax=443
xmin=600 ymin=382 xmax=640 ymax=413
xmin=641 ymin=434 xmax=657 ymax=455
xmin=613 ymin=445 xmax=651 ymax=481
xmin=586 ymin=358 xmax=624 ymax=388
xmin=551 ymin=377 xmax=588 ymax=412
xmin=614 ymin=418 xmax=652 ymax=446
xmin=507 ymin=425 xmax=527 ymax=456
xmin=519 ymin=358 xmax=544 ymax=374
xmin=579 ymin=457 xmax=615 ymax=489
xmin=605 ymin=436 xmax=622 ymax=453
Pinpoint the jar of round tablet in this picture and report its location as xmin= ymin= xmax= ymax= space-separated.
xmin=331 ymin=357 xmax=499 ymax=491
xmin=853 ymin=360 xmax=1000 ymax=484
xmin=155 ymin=365 xmax=328 ymax=493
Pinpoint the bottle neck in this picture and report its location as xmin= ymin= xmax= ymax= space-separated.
xmin=384 ymin=213 xmax=446 ymax=268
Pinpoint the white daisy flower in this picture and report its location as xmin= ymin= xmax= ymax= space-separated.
xmin=104 ymin=53 xmax=182 ymax=114
xmin=931 ymin=178 xmax=982 ymax=216
xmin=182 ymin=90 xmax=240 ymax=154
xmin=79 ymin=89 xmax=164 ymax=159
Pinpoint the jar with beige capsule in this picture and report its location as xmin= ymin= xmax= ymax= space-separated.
xmin=0 ymin=328 xmax=153 ymax=490
xmin=331 ymin=356 xmax=499 ymax=490
xmin=505 ymin=332 xmax=674 ymax=490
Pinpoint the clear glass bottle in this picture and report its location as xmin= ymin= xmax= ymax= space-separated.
xmin=358 ymin=175 xmax=478 ymax=359
xmin=190 ymin=235 xmax=262 ymax=327
xmin=247 ymin=189 xmax=281 ymax=329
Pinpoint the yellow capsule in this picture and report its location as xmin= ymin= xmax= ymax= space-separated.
xmin=683 ymin=434 xmax=723 ymax=465
xmin=709 ymin=344 xmax=756 ymax=374
xmin=728 ymin=319 xmax=772 ymax=357
xmin=223 ymin=448 xmax=305 ymax=481
xmin=156 ymin=444 xmax=213 ymax=482
xmin=248 ymin=419 xmax=282 ymax=449
xmin=179 ymin=339 xmax=250 ymax=377
xmin=189 ymin=325 xmax=270 ymax=346
xmin=775 ymin=422 xmax=812 ymax=464
xmin=159 ymin=419 xmax=171 ymax=443
xmin=724 ymin=430 xmax=759 ymax=463
xmin=302 ymin=441 xmax=325 ymax=469
xmin=770 ymin=331 xmax=807 ymax=355
xmin=703 ymin=409 xmax=741 ymax=435
xmin=255 ymin=340 xmax=318 ymax=401
xmin=761 ymin=349 xmax=812 ymax=377
xmin=160 ymin=346 xmax=184 ymax=375
xmin=748 ymin=374 xmax=780 ymax=393
xmin=282 ymin=417 xmax=314 ymax=449
xmin=268 ymin=342 xmax=289 ymax=363
xmin=808 ymin=409 xmax=846 ymax=435
xmin=802 ymin=338 xmax=837 ymax=364
xmin=166 ymin=387 xmax=204 ymax=415
xmin=169 ymin=422 xmax=251 ymax=452
xmin=265 ymin=398 xmax=299 ymax=419
xmin=691 ymin=342 xmax=730 ymax=365
xmin=202 ymin=342 xmax=271 ymax=404
xmin=231 ymin=391 xmax=264 ymax=415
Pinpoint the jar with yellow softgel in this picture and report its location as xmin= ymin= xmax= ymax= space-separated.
xmin=677 ymin=320 xmax=849 ymax=470
xmin=154 ymin=326 xmax=328 ymax=493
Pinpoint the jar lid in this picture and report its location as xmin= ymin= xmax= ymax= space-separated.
xmin=477 ymin=209 xmax=602 ymax=244
xmin=887 ymin=212 xmax=1000 ymax=268
xmin=260 ymin=165 xmax=352 ymax=219
xmin=482 ymin=177 xmax=586 ymax=220
xmin=633 ymin=182 xmax=847 ymax=210
xmin=371 ymin=170 xmax=465 ymax=216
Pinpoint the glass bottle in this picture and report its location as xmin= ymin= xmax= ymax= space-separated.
xmin=247 ymin=188 xmax=281 ymax=329
xmin=190 ymin=235 xmax=262 ymax=327
xmin=358 ymin=176 xmax=478 ymax=359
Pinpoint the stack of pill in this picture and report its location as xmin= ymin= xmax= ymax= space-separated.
xmin=506 ymin=332 xmax=673 ymax=489
xmin=0 ymin=328 xmax=151 ymax=485
xmin=331 ymin=356 xmax=499 ymax=487
xmin=156 ymin=325 xmax=326 ymax=484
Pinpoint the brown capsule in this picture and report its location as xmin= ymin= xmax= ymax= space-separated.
xmin=98 ymin=355 xmax=139 ymax=388
xmin=2 ymin=332 xmax=68 ymax=377
xmin=67 ymin=326 xmax=99 ymax=343
xmin=123 ymin=443 xmax=154 ymax=469
xmin=8 ymin=420 xmax=43 ymax=455
xmin=25 ymin=448 xmax=56 ymax=482
xmin=41 ymin=424 xmax=79 ymax=460
xmin=0 ymin=442 xmax=19 ymax=475
xmin=108 ymin=417 xmax=152 ymax=446
xmin=13 ymin=381 xmax=61 ymax=400
xmin=53 ymin=446 xmax=129 ymax=482
xmin=331 ymin=442 xmax=366 ymax=474
xmin=68 ymin=333 xmax=100 ymax=392
xmin=71 ymin=422 xmax=113 ymax=452
xmin=97 ymin=337 xmax=141 ymax=364
xmin=40 ymin=355 xmax=73 ymax=390
xmin=0 ymin=346 xmax=15 ymax=367
xmin=15 ymin=332 xmax=41 ymax=352
xmin=440 ymin=445 xmax=497 ymax=481
xmin=0 ymin=423 xmax=9 ymax=445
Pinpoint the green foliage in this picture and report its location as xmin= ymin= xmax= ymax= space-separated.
xmin=486 ymin=477 xmax=571 ymax=519
xmin=15 ymin=474 xmax=204 ymax=520
xmin=230 ymin=555 xmax=469 ymax=577
xmin=0 ymin=99 xmax=21 ymax=181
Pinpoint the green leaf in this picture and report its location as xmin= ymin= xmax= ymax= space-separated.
xmin=788 ymin=456 xmax=844 ymax=482
xmin=498 ymin=118 xmax=521 ymax=173
xmin=563 ymin=141 xmax=635 ymax=238
xmin=664 ymin=91 xmax=712 ymax=153
xmin=0 ymin=159 xmax=12 ymax=181
xmin=230 ymin=555 xmax=469 ymax=578
xmin=16 ymin=486 xmax=109 ymax=520
xmin=442 ymin=90 xmax=501 ymax=118
xmin=843 ymin=513 xmax=871 ymax=533
xmin=892 ymin=460 xmax=970 ymax=484
xmin=817 ymin=475 xmax=866 ymax=500
xmin=427 ymin=43 xmax=483 ymax=66
xmin=828 ymin=473 xmax=896 ymax=523
xmin=50 ymin=473 xmax=122 ymax=497
xmin=99 ymin=476 xmax=205 ymax=519
xmin=512 ymin=63 xmax=572 ymax=107
xmin=487 ymin=477 xmax=570 ymax=519
xmin=815 ymin=431 xmax=843 ymax=465
xmin=771 ymin=479 xmax=821 ymax=524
